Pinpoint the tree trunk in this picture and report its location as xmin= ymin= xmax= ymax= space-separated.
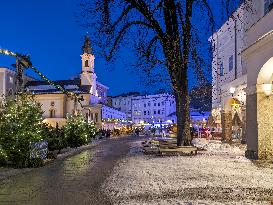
xmin=175 ymin=81 xmax=191 ymax=147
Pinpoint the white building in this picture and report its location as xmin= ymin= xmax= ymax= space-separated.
xmin=111 ymin=92 xmax=139 ymax=120
xmin=101 ymin=104 xmax=126 ymax=120
xmin=0 ymin=67 xmax=34 ymax=98
xmin=131 ymin=93 xmax=176 ymax=125
xmin=210 ymin=1 xmax=273 ymax=144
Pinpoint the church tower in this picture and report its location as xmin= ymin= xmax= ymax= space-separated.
xmin=80 ymin=35 xmax=97 ymax=96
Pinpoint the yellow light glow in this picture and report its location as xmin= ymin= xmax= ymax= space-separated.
xmin=262 ymin=83 xmax=272 ymax=96
xmin=230 ymin=87 xmax=236 ymax=94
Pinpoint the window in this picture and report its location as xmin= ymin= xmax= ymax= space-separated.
xmin=154 ymin=103 xmax=156 ymax=106
xmin=9 ymin=77 xmax=13 ymax=83
xmin=154 ymin=110 xmax=156 ymax=114
xmin=147 ymin=111 xmax=150 ymax=115
xmin=264 ymin=0 xmax=273 ymax=15
xmin=95 ymin=113 xmax=98 ymax=122
xmin=158 ymin=110 xmax=161 ymax=114
xmin=229 ymin=55 xmax=233 ymax=71
xmin=144 ymin=103 xmax=146 ymax=107
xmin=158 ymin=103 xmax=160 ymax=106
xmin=144 ymin=111 xmax=146 ymax=115
xmin=85 ymin=60 xmax=89 ymax=67
xmin=148 ymin=102 xmax=150 ymax=106
xmin=49 ymin=109 xmax=56 ymax=118
xmin=161 ymin=102 xmax=164 ymax=106
xmin=220 ymin=63 xmax=224 ymax=76
xmin=50 ymin=101 xmax=55 ymax=106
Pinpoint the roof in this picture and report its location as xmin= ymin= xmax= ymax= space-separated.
xmin=25 ymin=79 xmax=91 ymax=94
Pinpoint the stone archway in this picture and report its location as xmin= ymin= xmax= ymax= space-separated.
xmin=222 ymin=98 xmax=243 ymax=142
xmin=256 ymin=57 xmax=273 ymax=159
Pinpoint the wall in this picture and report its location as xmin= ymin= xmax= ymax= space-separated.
xmin=112 ymin=95 xmax=134 ymax=120
xmin=102 ymin=105 xmax=126 ymax=120
xmin=210 ymin=1 xmax=262 ymax=109
xmin=34 ymin=94 xmax=65 ymax=118
xmin=242 ymin=9 xmax=273 ymax=159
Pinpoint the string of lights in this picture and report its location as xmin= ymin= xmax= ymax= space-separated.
xmin=0 ymin=48 xmax=83 ymax=107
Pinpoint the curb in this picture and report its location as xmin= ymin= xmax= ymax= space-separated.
xmin=0 ymin=138 xmax=106 ymax=182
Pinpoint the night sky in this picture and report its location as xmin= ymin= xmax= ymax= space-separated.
xmin=0 ymin=0 xmax=228 ymax=96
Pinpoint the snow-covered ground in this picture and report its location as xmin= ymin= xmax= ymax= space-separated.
xmin=102 ymin=138 xmax=273 ymax=205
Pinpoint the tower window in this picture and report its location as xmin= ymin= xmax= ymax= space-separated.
xmin=85 ymin=60 xmax=89 ymax=67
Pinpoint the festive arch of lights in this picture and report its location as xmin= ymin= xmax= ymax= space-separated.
xmin=0 ymin=48 xmax=83 ymax=106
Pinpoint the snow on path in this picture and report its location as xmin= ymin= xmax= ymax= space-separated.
xmin=102 ymin=139 xmax=273 ymax=205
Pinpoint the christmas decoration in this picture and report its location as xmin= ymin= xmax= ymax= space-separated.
xmin=0 ymin=48 xmax=84 ymax=107
xmin=64 ymin=114 xmax=97 ymax=148
xmin=0 ymin=94 xmax=44 ymax=167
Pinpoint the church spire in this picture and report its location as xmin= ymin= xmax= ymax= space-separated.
xmin=82 ymin=34 xmax=93 ymax=54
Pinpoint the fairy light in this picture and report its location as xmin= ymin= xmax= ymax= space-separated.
xmin=0 ymin=48 xmax=84 ymax=107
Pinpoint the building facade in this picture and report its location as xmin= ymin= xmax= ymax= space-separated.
xmin=0 ymin=67 xmax=33 ymax=98
xmin=101 ymin=104 xmax=126 ymax=120
xmin=210 ymin=0 xmax=267 ymax=141
xmin=211 ymin=0 xmax=273 ymax=159
xmin=111 ymin=92 xmax=140 ymax=120
xmin=112 ymin=93 xmax=176 ymax=125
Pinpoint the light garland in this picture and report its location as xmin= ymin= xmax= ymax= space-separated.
xmin=0 ymin=48 xmax=83 ymax=107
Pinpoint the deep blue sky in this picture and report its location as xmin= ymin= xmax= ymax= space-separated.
xmin=0 ymin=0 xmax=143 ymax=96
xmin=0 ymin=0 xmax=228 ymax=96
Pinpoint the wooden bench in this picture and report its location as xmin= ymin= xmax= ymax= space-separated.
xmin=159 ymin=146 xmax=198 ymax=156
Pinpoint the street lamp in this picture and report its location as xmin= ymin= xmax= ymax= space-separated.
xmin=262 ymin=83 xmax=272 ymax=97
xmin=230 ymin=87 xmax=236 ymax=97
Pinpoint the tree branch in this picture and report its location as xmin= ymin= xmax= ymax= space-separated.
xmin=110 ymin=4 xmax=135 ymax=30
xmin=125 ymin=0 xmax=165 ymax=42
xmin=106 ymin=20 xmax=153 ymax=61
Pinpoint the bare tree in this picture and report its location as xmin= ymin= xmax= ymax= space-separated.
xmin=78 ymin=0 xmax=241 ymax=146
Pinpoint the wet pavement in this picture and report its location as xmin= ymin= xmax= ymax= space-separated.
xmin=0 ymin=135 xmax=136 ymax=205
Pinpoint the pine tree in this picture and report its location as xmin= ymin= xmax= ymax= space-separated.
xmin=0 ymin=94 xmax=44 ymax=167
xmin=64 ymin=113 xmax=89 ymax=148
